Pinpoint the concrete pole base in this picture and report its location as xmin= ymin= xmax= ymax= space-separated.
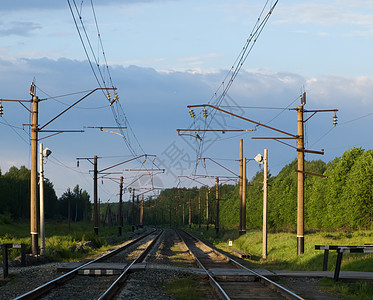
xmin=297 ymin=236 xmax=304 ymax=255
xmin=31 ymin=233 xmax=38 ymax=256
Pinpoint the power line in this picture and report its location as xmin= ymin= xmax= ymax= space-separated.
xmin=36 ymin=84 xmax=109 ymax=109
xmin=194 ymin=0 xmax=279 ymax=161
xmin=67 ymin=0 xmax=147 ymax=161
xmin=0 ymin=117 xmax=30 ymax=144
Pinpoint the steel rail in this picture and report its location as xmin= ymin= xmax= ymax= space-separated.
xmin=184 ymin=230 xmax=304 ymax=300
xmin=97 ymin=229 xmax=163 ymax=300
xmin=176 ymin=229 xmax=231 ymax=300
xmin=14 ymin=229 xmax=156 ymax=300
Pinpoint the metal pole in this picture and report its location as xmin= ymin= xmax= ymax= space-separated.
xmin=39 ymin=143 xmax=45 ymax=256
xmin=215 ymin=177 xmax=219 ymax=234
xmin=297 ymin=94 xmax=305 ymax=255
xmin=239 ymin=139 xmax=243 ymax=234
xmin=242 ymin=157 xmax=246 ymax=235
xmin=118 ymin=176 xmax=123 ymax=236
xmin=263 ymin=149 xmax=268 ymax=259
xmin=30 ymin=95 xmax=39 ymax=256
xmin=93 ymin=155 xmax=99 ymax=235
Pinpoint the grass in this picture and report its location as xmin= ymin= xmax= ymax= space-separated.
xmin=320 ymin=278 xmax=373 ymax=300
xmin=0 ymin=221 xmax=132 ymax=261
xmin=188 ymin=226 xmax=373 ymax=299
xmin=164 ymin=276 xmax=209 ymax=300
xmin=189 ymin=226 xmax=373 ymax=272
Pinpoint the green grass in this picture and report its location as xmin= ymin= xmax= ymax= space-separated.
xmin=164 ymin=276 xmax=208 ymax=300
xmin=189 ymin=226 xmax=373 ymax=272
xmin=188 ymin=226 xmax=373 ymax=299
xmin=0 ymin=221 xmax=132 ymax=261
xmin=320 ymin=278 xmax=373 ymax=300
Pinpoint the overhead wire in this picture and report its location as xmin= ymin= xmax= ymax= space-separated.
xmin=36 ymin=84 xmax=109 ymax=109
xmin=194 ymin=0 xmax=279 ymax=163
xmin=67 ymin=0 xmax=147 ymax=161
xmin=0 ymin=117 xmax=30 ymax=144
xmin=67 ymin=0 xmax=104 ymax=93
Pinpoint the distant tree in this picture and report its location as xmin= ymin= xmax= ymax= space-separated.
xmin=57 ymin=185 xmax=91 ymax=222
xmin=344 ymin=149 xmax=373 ymax=229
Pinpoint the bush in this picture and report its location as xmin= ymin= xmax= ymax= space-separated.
xmin=0 ymin=213 xmax=13 ymax=225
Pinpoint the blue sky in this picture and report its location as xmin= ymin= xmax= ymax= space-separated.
xmin=1 ymin=0 xmax=373 ymax=201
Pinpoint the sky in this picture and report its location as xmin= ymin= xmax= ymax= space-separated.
xmin=1 ymin=0 xmax=373 ymax=203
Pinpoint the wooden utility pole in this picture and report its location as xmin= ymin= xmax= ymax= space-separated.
xmin=182 ymin=202 xmax=185 ymax=225
xmin=263 ymin=149 xmax=268 ymax=259
xmin=67 ymin=189 xmax=71 ymax=231
xmin=215 ymin=177 xmax=219 ymax=234
xmin=189 ymin=94 xmax=336 ymax=255
xmin=239 ymin=139 xmax=243 ymax=235
xmin=136 ymin=195 xmax=140 ymax=229
xmin=30 ymin=94 xmax=39 ymax=256
xmin=93 ymin=155 xmax=99 ymax=235
xmin=242 ymin=157 xmax=246 ymax=235
xmin=206 ymin=190 xmax=209 ymax=230
xmin=140 ymin=195 xmax=144 ymax=228
xmin=297 ymin=94 xmax=305 ymax=255
xmin=198 ymin=195 xmax=201 ymax=228
xmin=131 ymin=188 xmax=135 ymax=232
xmin=188 ymin=198 xmax=192 ymax=228
xmin=118 ymin=176 xmax=123 ymax=236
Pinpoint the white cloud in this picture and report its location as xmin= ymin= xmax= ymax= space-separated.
xmin=276 ymin=1 xmax=373 ymax=27
xmin=306 ymin=75 xmax=373 ymax=108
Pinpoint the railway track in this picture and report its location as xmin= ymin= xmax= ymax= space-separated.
xmin=14 ymin=229 xmax=162 ymax=300
xmin=177 ymin=229 xmax=304 ymax=300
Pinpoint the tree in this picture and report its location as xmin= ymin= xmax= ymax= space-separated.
xmin=57 ymin=185 xmax=91 ymax=222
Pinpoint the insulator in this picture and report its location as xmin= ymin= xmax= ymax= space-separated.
xmin=189 ymin=109 xmax=196 ymax=118
xmin=203 ymin=108 xmax=208 ymax=118
xmin=333 ymin=113 xmax=338 ymax=126
xmin=107 ymin=91 xmax=110 ymax=101
xmin=0 ymin=104 xmax=3 ymax=116
xmin=77 ymin=160 xmax=79 ymax=167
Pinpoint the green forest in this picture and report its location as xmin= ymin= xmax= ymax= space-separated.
xmin=1 ymin=147 xmax=373 ymax=231
xmin=0 ymin=166 xmax=91 ymax=224
xmin=145 ymin=147 xmax=373 ymax=231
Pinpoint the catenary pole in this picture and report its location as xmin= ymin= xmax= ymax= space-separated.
xmin=39 ymin=143 xmax=45 ymax=256
xmin=297 ymin=94 xmax=305 ymax=255
xmin=206 ymin=190 xmax=209 ymax=230
xmin=93 ymin=156 xmax=99 ymax=235
xmin=263 ymin=149 xmax=268 ymax=259
xmin=30 ymin=95 xmax=39 ymax=256
xmin=242 ymin=157 xmax=247 ymax=235
xmin=118 ymin=176 xmax=123 ymax=236
xmin=215 ymin=177 xmax=219 ymax=234
xmin=239 ymin=139 xmax=243 ymax=234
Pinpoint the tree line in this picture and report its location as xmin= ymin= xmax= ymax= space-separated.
xmin=0 ymin=166 xmax=91 ymax=223
xmin=2 ymin=147 xmax=373 ymax=230
xmin=145 ymin=147 xmax=373 ymax=231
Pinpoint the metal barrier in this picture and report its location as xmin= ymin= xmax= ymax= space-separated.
xmin=315 ymin=245 xmax=373 ymax=281
xmin=1 ymin=243 xmax=26 ymax=278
